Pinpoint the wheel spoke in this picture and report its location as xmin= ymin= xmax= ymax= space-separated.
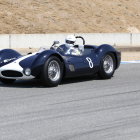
xmin=103 ymin=55 xmax=114 ymax=74
xmin=48 ymin=60 xmax=60 ymax=81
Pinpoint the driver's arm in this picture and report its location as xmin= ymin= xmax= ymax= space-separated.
xmin=78 ymin=45 xmax=84 ymax=53
xmin=71 ymin=48 xmax=81 ymax=56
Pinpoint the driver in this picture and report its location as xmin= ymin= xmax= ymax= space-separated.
xmin=65 ymin=35 xmax=82 ymax=55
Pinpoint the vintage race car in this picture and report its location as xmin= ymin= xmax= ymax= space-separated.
xmin=0 ymin=36 xmax=121 ymax=87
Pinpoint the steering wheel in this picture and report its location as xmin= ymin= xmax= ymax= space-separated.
xmin=75 ymin=36 xmax=85 ymax=45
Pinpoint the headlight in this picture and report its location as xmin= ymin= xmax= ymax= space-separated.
xmin=24 ymin=68 xmax=31 ymax=76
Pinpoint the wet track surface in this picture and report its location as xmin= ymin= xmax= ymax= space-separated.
xmin=0 ymin=64 xmax=140 ymax=140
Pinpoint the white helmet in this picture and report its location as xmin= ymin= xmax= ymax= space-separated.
xmin=65 ymin=35 xmax=76 ymax=47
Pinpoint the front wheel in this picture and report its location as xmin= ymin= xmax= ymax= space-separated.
xmin=42 ymin=56 xmax=63 ymax=87
xmin=0 ymin=78 xmax=16 ymax=84
xmin=98 ymin=53 xmax=116 ymax=79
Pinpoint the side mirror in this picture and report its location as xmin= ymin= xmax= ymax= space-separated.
xmin=53 ymin=41 xmax=60 ymax=45
xmin=51 ymin=41 xmax=60 ymax=49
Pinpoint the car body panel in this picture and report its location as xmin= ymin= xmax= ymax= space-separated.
xmin=0 ymin=44 xmax=121 ymax=80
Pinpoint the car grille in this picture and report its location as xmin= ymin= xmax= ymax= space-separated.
xmin=1 ymin=70 xmax=23 ymax=77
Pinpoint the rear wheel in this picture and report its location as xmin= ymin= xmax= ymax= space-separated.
xmin=42 ymin=56 xmax=63 ymax=87
xmin=98 ymin=53 xmax=116 ymax=79
xmin=0 ymin=78 xmax=16 ymax=84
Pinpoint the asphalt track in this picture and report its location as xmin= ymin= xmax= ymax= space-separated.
xmin=0 ymin=63 xmax=140 ymax=140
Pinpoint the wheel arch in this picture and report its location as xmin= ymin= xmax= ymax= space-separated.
xmin=95 ymin=44 xmax=119 ymax=69
xmin=31 ymin=50 xmax=66 ymax=78
xmin=98 ymin=51 xmax=116 ymax=79
xmin=49 ymin=53 xmax=66 ymax=78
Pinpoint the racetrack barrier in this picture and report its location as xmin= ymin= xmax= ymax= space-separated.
xmin=0 ymin=33 xmax=140 ymax=50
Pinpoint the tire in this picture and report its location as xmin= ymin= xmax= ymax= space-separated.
xmin=0 ymin=78 xmax=16 ymax=84
xmin=98 ymin=53 xmax=116 ymax=79
xmin=42 ymin=56 xmax=63 ymax=87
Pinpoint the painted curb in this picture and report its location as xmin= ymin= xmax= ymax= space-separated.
xmin=121 ymin=60 xmax=140 ymax=64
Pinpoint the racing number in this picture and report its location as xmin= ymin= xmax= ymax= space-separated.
xmin=86 ymin=57 xmax=93 ymax=68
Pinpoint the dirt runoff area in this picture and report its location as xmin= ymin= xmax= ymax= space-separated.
xmin=13 ymin=48 xmax=140 ymax=61
xmin=122 ymin=52 xmax=140 ymax=61
xmin=0 ymin=0 xmax=140 ymax=33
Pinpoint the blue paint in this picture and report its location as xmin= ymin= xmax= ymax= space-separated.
xmin=0 ymin=44 xmax=121 ymax=78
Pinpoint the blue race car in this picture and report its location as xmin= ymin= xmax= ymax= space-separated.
xmin=0 ymin=36 xmax=121 ymax=87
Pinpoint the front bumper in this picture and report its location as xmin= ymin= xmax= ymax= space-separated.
xmin=0 ymin=60 xmax=34 ymax=80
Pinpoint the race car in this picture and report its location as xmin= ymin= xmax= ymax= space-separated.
xmin=0 ymin=36 xmax=121 ymax=87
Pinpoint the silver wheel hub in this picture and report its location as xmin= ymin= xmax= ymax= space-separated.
xmin=48 ymin=60 xmax=60 ymax=81
xmin=103 ymin=55 xmax=114 ymax=74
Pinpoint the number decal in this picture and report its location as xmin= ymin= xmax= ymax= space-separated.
xmin=86 ymin=57 xmax=94 ymax=68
